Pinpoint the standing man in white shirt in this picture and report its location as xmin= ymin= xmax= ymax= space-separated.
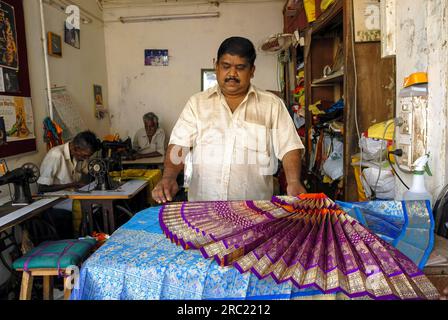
xmin=133 ymin=112 xmax=166 ymax=159
xmin=152 ymin=36 xmax=306 ymax=203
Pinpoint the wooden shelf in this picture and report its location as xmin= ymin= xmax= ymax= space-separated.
xmin=311 ymin=0 xmax=343 ymax=35
xmin=283 ymin=0 xmax=396 ymax=202
xmin=311 ymin=70 xmax=344 ymax=86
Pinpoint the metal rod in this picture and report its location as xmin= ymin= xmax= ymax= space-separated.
xmin=39 ymin=0 xmax=54 ymax=120
xmin=119 ymin=12 xmax=219 ymax=23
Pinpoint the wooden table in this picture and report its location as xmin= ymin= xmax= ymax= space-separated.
xmin=0 ymin=197 xmax=63 ymax=274
xmin=424 ymin=235 xmax=448 ymax=296
xmin=122 ymin=156 xmax=164 ymax=169
xmin=0 ymin=197 xmax=62 ymax=233
xmin=42 ymin=180 xmax=149 ymax=235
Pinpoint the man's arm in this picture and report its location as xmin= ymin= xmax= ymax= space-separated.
xmin=152 ymin=144 xmax=189 ymax=203
xmin=282 ymin=149 xmax=306 ymax=196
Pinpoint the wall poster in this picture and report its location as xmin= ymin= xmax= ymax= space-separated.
xmin=0 ymin=0 xmax=35 ymax=158
xmin=0 ymin=95 xmax=34 ymax=140
xmin=353 ymin=0 xmax=381 ymax=42
xmin=145 ymin=49 xmax=169 ymax=66
xmin=93 ymin=84 xmax=106 ymax=119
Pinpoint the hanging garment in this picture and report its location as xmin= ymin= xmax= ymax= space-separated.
xmin=43 ymin=117 xmax=63 ymax=150
xmin=159 ymin=194 xmax=439 ymax=300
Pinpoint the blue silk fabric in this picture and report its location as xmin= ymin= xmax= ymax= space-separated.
xmin=71 ymin=200 xmax=434 ymax=300
xmin=336 ymin=200 xmax=434 ymax=270
xmin=71 ymin=206 xmax=342 ymax=300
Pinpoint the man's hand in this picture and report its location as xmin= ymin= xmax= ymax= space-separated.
xmin=152 ymin=177 xmax=179 ymax=204
xmin=286 ymin=181 xmax=307 ymax=197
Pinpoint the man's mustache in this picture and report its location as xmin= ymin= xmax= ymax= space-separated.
xmin=225 ymin=77 xmax=240 ymax=83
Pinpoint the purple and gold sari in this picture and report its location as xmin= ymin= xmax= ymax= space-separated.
xmin=159 ymin=194 xmax=439 ymax=300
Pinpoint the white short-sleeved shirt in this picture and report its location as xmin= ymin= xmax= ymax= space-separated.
xmin=37 ymin=142 xmax=86 ymax=186
xmin=133 ymin=127 xmax=165 ymax=156
xmin=169 ymin=84 xmax=304 ymax=201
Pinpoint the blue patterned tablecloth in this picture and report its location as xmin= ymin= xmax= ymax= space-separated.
xmin=71 ymin=199 xmax=434 ymax=300
xmin=71 ymin=206 xmax=340 ymax=300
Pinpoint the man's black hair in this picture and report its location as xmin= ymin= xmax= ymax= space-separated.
xmin=217 ymin=36 xmax=256 ymax=66
xmin=72 ymin=130 xmax=101 ymax=153
xmin=143 ymin=112 xmax=159 ymax=128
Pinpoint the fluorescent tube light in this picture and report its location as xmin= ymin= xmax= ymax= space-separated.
xmin=119 ymin=12 xmax=220 ymax=23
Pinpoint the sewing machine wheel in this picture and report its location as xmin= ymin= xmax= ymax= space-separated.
xmin=21 ymin=163 xmax=40 ymax=183
xmin=88 ymin=159 xmax=107 ymax=177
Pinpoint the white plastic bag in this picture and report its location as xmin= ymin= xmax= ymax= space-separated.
xmin=322 ymin=139 xmax=344 ymax=180
xmin=361 ymin=167 xmax=395 ymax=199
xmin=359 ymin=136 xmax=387 ymax=161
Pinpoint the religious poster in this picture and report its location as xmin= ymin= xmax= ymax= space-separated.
xmin=145 ymin=49 xmax=169 ymax=66
xmin=353 ymin=0 xmax=381 ymax=42
xmin=0 ymin=95 xmax=35 ymax=142
xmin=93 ymin=84 xmax=106 ymax=119
xmin=0 ymin=1 xmax=19 ymax=70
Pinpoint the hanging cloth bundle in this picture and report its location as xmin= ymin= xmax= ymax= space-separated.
xmin=43 ymin=117 xmax=64 ymax=150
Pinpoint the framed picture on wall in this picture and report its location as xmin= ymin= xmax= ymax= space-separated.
xmin=47 ymin=32 xmax=62 ymax=57
xmin=0 ymin=1 xmax=19 ymax=70
xmin=64 ymin=22 xmax=80 ymax=49
xmin=93 ymin=84 xmax=106 ymax=119
xmin=144 ymin=49 xmax=169 ymax=66
xmin=0 ymin=0 xmax=36 ymax=157
xmin=201 ymin=69 xmax=217 ymax=91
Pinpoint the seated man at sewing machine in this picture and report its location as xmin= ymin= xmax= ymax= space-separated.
xmin=37 ymin=130 xmax=101 ymax=193
xmin=132 ymin=112 xmax=165 ymax=159
xmin=36 ymin=130 xmax=101 ymax=238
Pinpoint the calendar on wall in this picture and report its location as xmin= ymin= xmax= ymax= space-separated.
xmin=51 ymin=87 xmax=87 ymax=141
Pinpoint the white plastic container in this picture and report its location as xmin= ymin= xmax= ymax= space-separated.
xmin=403 ymin=154 xmax=432 ymax=201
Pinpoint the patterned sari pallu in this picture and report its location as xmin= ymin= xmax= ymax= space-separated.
xmin=159 ymin=193 xmax=439 ymax=300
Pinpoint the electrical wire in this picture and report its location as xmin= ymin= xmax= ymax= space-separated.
xmin=372 ymin=120 xmax=394 ymax=198
xmin=350 ymin=2 xmax=366 ymax=199
xmin=350 ymin=3 xmax=360 ymax=141
xmin=387 ymin=152 xmax=409 ymax=190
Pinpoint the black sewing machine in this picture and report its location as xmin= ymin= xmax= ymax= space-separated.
xmin=433 ymin=185 xmax=448 ymax=239
xmin=0 ymin=163 xmax=40 ymax=205
xmin=88 ymin=137 xmax=134 ymax=191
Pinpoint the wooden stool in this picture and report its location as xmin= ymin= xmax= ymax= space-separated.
xmin=15 ymin=268 xmax=74 ymax=300
xmin=12 ymin=238 xmax=96 ymax=300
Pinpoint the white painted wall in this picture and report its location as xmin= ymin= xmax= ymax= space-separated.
xmin=102 ymin=1 xmax=284 ymax=140
xmin=44 ymin=0 xmax=110 ymax=137
xmin=394 ymin=0 xmax=448 ymax=201
xmin=0 ymin=0 xmax=109 ymax=287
